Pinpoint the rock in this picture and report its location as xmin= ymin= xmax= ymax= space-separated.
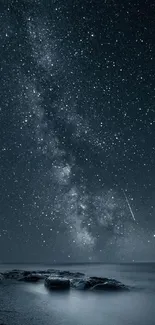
xmin=29 ymin=270 xmax=51 ymax=275
xmin=58 ymin=270 xmax=85 ymax=279
xmin=19 ymin=273 xmax=45 ymax=282
xmin=3 ymin=270 xmax=23 ymax=280
xmin=45 ymin=276 xmax=70 ymax=290
xmin=22 ymin=271 xmax=32 ymax=276
xmin=2 ymin=270 xmax=51 ymax=281
xmin=46 ymin=269 xmax=85 ymax=279
xmin=0 ymin=269 xmax=129 ymax=292
xmin=91 ymin=280 xmax=129 ymax=291
xmin=71 ymin=278 xmax=85 ymax=289
xmin=71 ymin=276 xmax=128 ymax=291
xmin=59 ymin=271 xmax=85 ymax=278
xmin=0 ymin=273 xmax=4 ymax=281
xmin=71 ymin=276 xmax=108 ymax=290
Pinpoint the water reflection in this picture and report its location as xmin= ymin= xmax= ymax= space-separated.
xmin=23 ymin=282 xmax=155 ymax=325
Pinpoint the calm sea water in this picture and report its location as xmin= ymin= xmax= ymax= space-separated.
xmin=0 ymin=263 xmax=155 ymax=325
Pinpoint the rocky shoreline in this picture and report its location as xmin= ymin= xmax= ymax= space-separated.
xmin=0 ymin=269 xmax=129 ymax=292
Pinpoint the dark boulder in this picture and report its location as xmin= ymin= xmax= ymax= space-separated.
xmin=58 ymin=270 xmax=85 ymax=279
xmin=2 ymin=270 xmax=51 ymax=281
xmin=91 ymin=280 xmax=129 ymax=291
xmin=45 ymin=276 xmax=70 ymax=290
xmin=0 ymin=273 xmax=4 ymax=281
xmin=47 ymin=269 xmax=59 ymax=274
xmin=3 ymin=270 xmax=23 ymax=280
xmin=71 ymin=276 xmax=108 ymax=290
xmin=19 ymin=273 xmax=45 ymax=282
xmin=46 ymin=269 xmax=85 ymax=279
xmin=71 ymin=276 xmax=128 ymax=291
xmin=22 ymin=271 xmax=32 ymax=276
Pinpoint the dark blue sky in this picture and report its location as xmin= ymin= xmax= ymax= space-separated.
xmin=0 ymin=0 xmax=155 ymax=263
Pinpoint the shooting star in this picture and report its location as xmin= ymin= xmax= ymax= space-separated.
xmin=122 ymin=189 xmax=136 ymax=222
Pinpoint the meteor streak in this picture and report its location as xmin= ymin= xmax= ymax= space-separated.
xmin=122 ymin=189 xmax=136 ymax=222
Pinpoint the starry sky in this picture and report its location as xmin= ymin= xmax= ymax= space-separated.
xmin=0 ymin=0 xmax=155 ymax=263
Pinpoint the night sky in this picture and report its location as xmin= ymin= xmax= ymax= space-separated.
xmin=0 ymin=0 xmax=155 ymax=263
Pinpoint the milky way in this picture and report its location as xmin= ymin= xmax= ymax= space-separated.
xmin=0 ymin=0 xmax=155 ymax=263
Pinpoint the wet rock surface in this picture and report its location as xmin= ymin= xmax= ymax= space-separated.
xmin=45 ymin=276 xmax=70 ymax=290
xmin=0 ymin=274 xmax=4 ymax=281
xmin=0 ymin=269 xmax=129 ymax=292
xmin=90 ymin=281 xmax=128 ymax=291
xmin=19 ymin=273 xmax=45 ymax=282
xmin=71 ymin=276 xmax=128 ymax=291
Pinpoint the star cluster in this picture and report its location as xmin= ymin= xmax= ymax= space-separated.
xmin=0 ymin=0 xmax=155 ymax=263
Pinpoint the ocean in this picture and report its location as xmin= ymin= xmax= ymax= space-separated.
xmin=0 ymin=263 xmax=155 ymax=325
